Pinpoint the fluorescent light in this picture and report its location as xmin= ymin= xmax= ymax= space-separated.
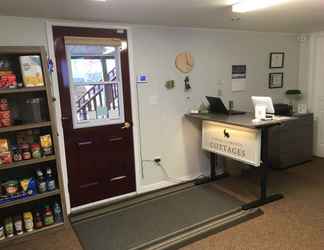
xmin=232 ymin=0 xmax=284 ymax=13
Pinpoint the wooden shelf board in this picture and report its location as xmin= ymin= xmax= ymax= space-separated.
xmin=0 ymin=121 xmax=51 ymax=133
xmin=0 ymin=87 xmax=46 ymax=95
xmin=0 ymin=155 xmax=56 ymax=171
xmin=0 ymin=222 xmax=64 ymax=245
xmin=0 ymin=190 xmax=60 ymax=210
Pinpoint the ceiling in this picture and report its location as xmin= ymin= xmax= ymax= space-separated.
xmin=0 ymin=0 xmax=324 ymax=33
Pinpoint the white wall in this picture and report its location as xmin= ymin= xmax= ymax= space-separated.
xmin=0 ymin=15 xmax=301 ymax=210
xmin=132 ymin=26 xmax=300 ymax=187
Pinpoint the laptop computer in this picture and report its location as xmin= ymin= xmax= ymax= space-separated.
xmin=206 ymin=96 xmax=246 ymax=115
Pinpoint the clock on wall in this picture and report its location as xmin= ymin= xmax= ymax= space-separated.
xmin=175 ymin=52 xmax=193 ymax=73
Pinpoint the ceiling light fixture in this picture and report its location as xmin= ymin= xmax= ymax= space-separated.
xmin=232 ymin=0 xmax=284 ymax=13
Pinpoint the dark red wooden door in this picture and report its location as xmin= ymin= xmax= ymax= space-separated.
xmin=53 ymin=26 xmax=136 ymax=207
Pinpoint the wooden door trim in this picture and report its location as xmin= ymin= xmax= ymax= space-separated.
xmin=46 ymin=21 xmax=141 ymax=213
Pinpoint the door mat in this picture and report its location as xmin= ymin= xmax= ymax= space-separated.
xmin=72 ymin=183 xmax=262 ymax=250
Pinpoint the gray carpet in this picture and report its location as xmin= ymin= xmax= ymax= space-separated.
xmin=72 ymin=184 xmax=258 ymax=250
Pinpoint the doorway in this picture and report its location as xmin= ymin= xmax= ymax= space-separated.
xmin=310 ymin=34 xmax=324 ymax=157
xmin=53 ymin=26 xmax=136 ymax=208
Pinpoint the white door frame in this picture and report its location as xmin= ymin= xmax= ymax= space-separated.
xmin=307 ymin=32 xmax=324 ymax=157
xmin=45 ymin=20 xmax=142 ymax=214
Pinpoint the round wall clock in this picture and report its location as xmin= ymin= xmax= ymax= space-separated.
xmin=175 ymin=52 xmax=193 ymax=73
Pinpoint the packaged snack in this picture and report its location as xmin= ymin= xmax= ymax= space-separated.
xmin=27 ymin=178 xmax=38 ymax=195
xmin=0 ymin=110 xmax=11 ymax=127
xmin=43 ymin=205 xmax=54 ymax=226
xmin=36 ymin=170 xmax=47 ymax=193
xmin=19 ymin=55 xmax=44 ymax=87
xmin=0 ymin=139 xmax=9 ymax=153
xmin=0 ymin=225 xmax=5 ymax=240
xmin=34 ymin=211 xmax=43 ymax=229
xmin=53 ymin=202 xmax=63 ymax=223
xmin=40 ymin=135 xmax=53 ymax=156
xmin=31 ymin=143 xmax=42 ymax=159
xmin=0 ymin=151 xmax=12 ymax=164
xmin=0 ymin=99 xmax=8 ymax=111
xmin=3 ymin=180 xmax=19 ymax=195
xmin=12 ymin=145 xmax=22 ymax=162
xmin=4 ymin=217 xmax=14 ymax=238
xmin=46 ymin=168 xmax=56 ymax=191
xmin=40 ymin=135 xmax=52 ymax=148
xmin=13 ymin=215 xmax=23 ymax=235
xmin=20 ymin=144 xmax=31 ymax=160
xmin=23 ymin=212 xmax=34 ymax=232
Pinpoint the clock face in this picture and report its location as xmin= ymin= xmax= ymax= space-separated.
xmin=175 ymin=52 xmax=193 ymax=73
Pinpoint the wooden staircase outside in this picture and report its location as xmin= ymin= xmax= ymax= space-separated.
xmin=76 ymin=67 xmax=119 ymax=120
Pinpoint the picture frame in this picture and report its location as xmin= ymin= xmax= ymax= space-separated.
xmin=269 ymin=72 xmax=284 ymax=89
xmin=269 ymin=52 xmax=285 ymax=69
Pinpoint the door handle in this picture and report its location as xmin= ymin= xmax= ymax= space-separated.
xmin=61 ymin=116 xmax=70 ymax=121
xmin=121 ymin=122 xmax=131 ymax=130
xmin=77 ymin=141 xmax=93 ymax=147
xmin=109 ymin=137 xmax=124 ymax=142
xmin=110 ymin=176 xmax=127 ymax=182
xmin=80 ymin=181 xmax=99 ymax=189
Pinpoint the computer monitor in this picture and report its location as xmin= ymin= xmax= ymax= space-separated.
xmin=251 ymin=96 xmax=275 ymax=114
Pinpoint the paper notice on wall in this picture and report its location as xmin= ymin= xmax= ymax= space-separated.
xmin=232 ymin=65 xmax=247 ymax=92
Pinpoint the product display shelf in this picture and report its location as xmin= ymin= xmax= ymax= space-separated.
xmin=0 ymin=222 xmax=64 ymax=245
xmin=0 ymin=86 xmax=46 ymax=95
xmin=0 ymin=155 xmax=56 ymax=171
xmin=0 ymin=121 xmax=51 ymax=133
xmin=0 ymin=189 xmax=60 ymax=210
xmin=0 ymin=46 xmax=67 ymax=243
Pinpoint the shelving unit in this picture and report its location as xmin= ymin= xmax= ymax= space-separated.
xmin=0 ymin=155 xmax=56 ymax=171
xmin=0 ymin=86 xmax=46 ymax=95
xmin=0 ymin=222 xmax=64 ymax=245
xmin=0 ymin=46 xmax=67 ymax=245
xmin=0 ymin=190 xmax=60 ymax=209
xmin=0 ymin=121 xmax=51 ymax=133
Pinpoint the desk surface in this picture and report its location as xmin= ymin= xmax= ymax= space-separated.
xmin=185 ymin=113 xmax=295 ymax=129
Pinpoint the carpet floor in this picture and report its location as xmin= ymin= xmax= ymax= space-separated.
xmin=5 ymin=158 xmax=324 ymax=250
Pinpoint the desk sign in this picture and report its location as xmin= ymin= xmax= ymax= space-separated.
xmin=202 ymin=121 xmax=261 ymax=167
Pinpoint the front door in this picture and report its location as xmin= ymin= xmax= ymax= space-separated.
xmin=53 ymin=26 xmax=136 ymax=207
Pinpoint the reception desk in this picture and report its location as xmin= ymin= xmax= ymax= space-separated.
xmin=186 ymin=112 xmax=295 ymax=210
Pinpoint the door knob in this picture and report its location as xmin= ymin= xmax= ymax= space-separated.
xmin=121 ymin=122 xmax=131 ymax=129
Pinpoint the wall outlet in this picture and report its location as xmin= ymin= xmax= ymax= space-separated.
xmin=217 ymin=89 xmax=223 ymax=97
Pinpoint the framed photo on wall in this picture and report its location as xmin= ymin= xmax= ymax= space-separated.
xmin=269 ymin=52 xmax=285 ymax=69
xmin=269 ymin=72 xmax=284 ymax=89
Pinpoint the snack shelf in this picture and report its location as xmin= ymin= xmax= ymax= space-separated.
xmin=0 ymin=155 xmax=56 ymax=171
xmin=0 ymin=222 xmax=64 ymax=245
xmin=0 ymin=121 xmax=51 ymax=133
xmin=0 ymin=190 xmax=60 ymax=210
xmin=0 ymin=87 xmax=46 ymax=95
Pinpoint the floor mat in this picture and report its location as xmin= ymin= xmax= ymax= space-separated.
xmin=72 ymin=184 xmax=261 ymax=250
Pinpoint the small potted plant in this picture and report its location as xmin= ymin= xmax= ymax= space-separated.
xmin=285 ymin=89 xmax=302 ymax=114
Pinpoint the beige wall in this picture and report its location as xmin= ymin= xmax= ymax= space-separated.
xmin=0 ymin=15 xmax=301 ymax=210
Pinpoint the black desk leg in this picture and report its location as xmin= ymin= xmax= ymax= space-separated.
xmin=242 ymin=127 xmax=284 ymax=210
xmin=195 ymin=152 xmax=228 ymax=185
xmin=210 ymin=152 xmax=217 ymax=181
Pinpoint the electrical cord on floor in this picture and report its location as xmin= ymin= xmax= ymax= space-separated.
xmin=142 ymin=159 xmax=207 ymax=184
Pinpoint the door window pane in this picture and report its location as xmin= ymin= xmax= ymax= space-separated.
xmin=66 ymin=44 xmax=124 ymax=128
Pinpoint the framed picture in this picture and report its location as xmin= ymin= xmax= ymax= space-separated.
xmin=269 ymin=72 xmax=284 ymax=89
xmin=269 ymin=52 xmax=285 ymax=69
